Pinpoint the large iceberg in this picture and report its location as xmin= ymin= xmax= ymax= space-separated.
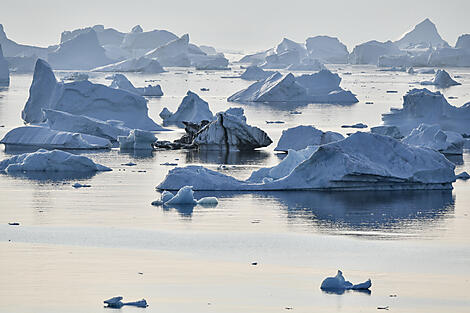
xmin=158 ymin=132 xmax=455 ymax=191
xmin=0 ymin=126 xmax=111 ymax=150
xmin=120 ymin=26 xmax=178 ymax=52
xmin=0 ymin=43 xmax=9 ymax=86
xmin=395 ymin=18 xmax=448 ymax=49
xmin=108 ymin=73 xmax=163 ymax=97
xmin=21 ymin=59 xmax=163 ymax=130
xmin=228 ymin=70 xmax=358 ymax=104
xmin=402 ymin=124 xmax=464 ymax=155
xmin=193 ymin=108 xmax=272 ymax=151
xmin=305 ymin=36 xmax=349 ymax=64
xmin=0 ymin=24 xmax=47 ymax=58
xmin=145 ymin=34 xmax=191 ymax=67
xmin=117 ymin=129 xmax=156 ymax=150
xmin=160 ymin=91 xmax=213 ymax=126
xmin=349 ymin=40 xmax=402 ymax=65
xmin=92 ymin=56 xmax=165 ymax=73
xmin=61 ymin=25 xmax=125 ymax=47
xmin=382 ymin=88 xmax=470 ymax=136
xmin=240 ymin=66 xmax=276 ymax=81
xmin=0 ymin=149 xmax=111 ymax=173
xmin=275 ymin=125 xmax=344 ymax=152
xmin=44 ymin=109 xmax=130 ymax=141
xmin=420 ymin=69 xmax=461 ymax=88
xmin=48 ymin=29 xmax=112 ymax=70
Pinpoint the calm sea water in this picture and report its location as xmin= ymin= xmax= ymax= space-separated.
xmin=0 ymin=65 xmax=469 ymax=313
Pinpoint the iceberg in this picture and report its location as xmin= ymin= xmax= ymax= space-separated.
xmin=370 ymin=125 xmax=403 ymax=139
xmin=0 ymin=44 xmax=9 ymax=86
xmin=349 ymin=40 xmax=402 ymax=65
xmin=238 ymin=49 xmax=275 ymax=65
xmin=47 ymin=29 xmax=112 ymax=70
xmin=228 ymin=70 xmax=358 ymax=104
xmin=395 ymin=18 xmax=448 ymax=49
xmin=456 ymin=34 xmax=470 ymax=50
xmin=160 ymin=91 xmax=213 ymax=126
xmin=286 ymin=58 xmax=326 ymax=71
xmin=120 ymin=26 xmax=178 ymax=52
xmin=108 ymin=73 xmax=163 ymax=97
xmin=320 ymin=270 xmax=371 ymax=291
xmin=240 ymin=66 xmax=276 ymax=81
xmin=275 ymin=125 xmax=344 ymax=152
xmin=145 ymin=34 xmax=191 ymax=67
xmin=0 ymin=149 xmax=111 ymax=173
xmin=154 ymin=186 xmax=218 ymax=206
xmin=104 ymin=296 xmax=148 ymax=309
xmin=382 ymin=88 xmax=470 ymax=136
xmin=22 ymin=59 xmax=163 ymax=130
xmin=192 ymin=53 xmax=229 ymax=70
xmin=305 ymin=36 xmax=349 ymax=64
xmin=61 ymin=25 xmax=125 ymax=47
xmin=117 ymin=129 xmax=157 ymax=150
xmin=193 ymin=108 xmax=272 ymax=151
xmin=420 ymin=69 xmax=461 ymax=88
xmin=92 ymin=56 xmax=165 ymax=73
xmin=0 ymin=24 xmax=47 ymax=58
xmin=0 ymin=126 xmax=111 ymax=149
xmin=44 ymin=109 xmax=130 ymax=141
xmin=402 ymin=124 xmax=464 ymax=155
xmin=158 ymin=132 xmax=456 ymax=191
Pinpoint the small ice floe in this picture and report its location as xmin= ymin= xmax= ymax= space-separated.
xmin=320 ymin=270 xmax=371 ymax=292
xmin=152 ymin=186 xmax=218 ymax=207
xmin=200 ymin=88 xmax=209 ymax=91
xmin=365 ymin=101 xmax=374 ymax=104
xmin=289 ymin=111 xmax=302 ymax=115
xmin=72 ymin=183 xmax=91 ymax=188
xmin=104 ymin=296 xmax=148 ymax=309
xmin=121 ymin=162 xmax=137 ymax=166
xmin=8 ymin=222 xmax=20 ymax=226
xmin=266 ymin=120 xmax=285 ymax=124
xmin=456 ymin=171 xmax=470 ymax=180
xmin=160 ymin=162 xmax=178 ymax=166
xmin=341 ymin=123 xmax=368 ymax=129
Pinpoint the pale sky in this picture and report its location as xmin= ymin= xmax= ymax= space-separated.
xmin=1 ymin=0 xmax=469 ymax=53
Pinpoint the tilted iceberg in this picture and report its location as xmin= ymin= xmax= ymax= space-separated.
xmin=0 ymin=126 xmax=112 ymax=149
xmin=160 ymin=91 xmax=213 ymax=126
xmin=402 ymin=124 xmax=464 ymax=155
xmin=0 ymin=43 xmax=9 ymax=86
xmin=0 ymin=149 xmax=111 ymax=173
xmin=108 ymin=73 xmax=163 ymax=97
xmin=145 ymin=34 xmax=191 ymax=67
xmin=240 ymin=66 xmax=275 ymax=81
xmin=382 ymin=88 xmax=470 ymax=136
xmin=158 ymin=132 xmax=455 ymax=191
xmin=92 ymin=56 xmax=165 ymax=73
xmin=21 ymin=59 xmax=163 ymax=130
xmin=228 ymin=70 xmax=357 ymax=104
xmin=275 ymin=125 xmax=344 ymax=152
xmin=420 ymin=69 xmax=461 ymax=88
xmin=193 ymin=108 xmax=272 ymax=151
xmin=44 ymin=109 xmax=130 ymax=141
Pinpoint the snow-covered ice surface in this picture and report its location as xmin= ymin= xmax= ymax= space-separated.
xmin=1 ymin=64 xmax=470 ymax=313
xmin=118 ymin=129 xmax=157 ymax=150
xmin=402 ymin=124 xmax=464 ymax=155
xmin=275 ymin=125 xmax=344 ymax=152
xmin=160 ymin=91 xmax=214 ymax=126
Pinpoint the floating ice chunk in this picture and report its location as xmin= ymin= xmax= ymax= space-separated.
xmin=61 ymin=72 xmax=89 ymax=81
xmin=341 ymin=123 xmax=367 ymax=129
xmin=92 ymin=56 xmax=165 ymax=73
xmin=158 ymin=132 xmax=456 ymax=191
xmin=22 ymin=59 xmax=163 ymax=130
xmin=402 ymin=124 xmax=464 ymax=155
xmin=160 ymin=91 xmax=213 ymax=126
xmin=456 ymin=171 xmax=470 ymax=180
xmin=72 ymin=182 xmax=91 ymax=188
xmin=349 ymin=40 xmax=402 ymax=65
xmin=228 ymin=70 xmax=357 ymax=104
xmin=0 ymin=126 xmax=111 ymax=149
xmin=193 ymin=108 xmax=272 ymax=151
xmin=305 ymin=36 xmax=349 ymax=64
xmin=382 ymin=88 xmax=470 ymax=135
xmin=165 ymin=186 xmax=197 ymax=205
xmin=0 ymin=149 xmax=111 ymax=173
xmin=117 ymin=129 xmax=157 ymax=150
xmin=44 ymin=109 xmax=130 ymax=141
xmin=161 ymin=191 xmax=175 ymax=203
xmin=0 ymin=44 xmax=10 ymax=86
xmin=370 ymin=126 xmax=403 ymax=139
xmin=104 ymin=296 xmax=148 ymax=309
xmin=240 ymin=66 xmax=276 ymax=81
xmin=320 ymin=270 xmax=371 ymax=291
xmin=109 ymin=73 xmax=163 ymax=97
xmin=275 ymin=125 xmax=344 ymax=152
xmin=197 ymin=197 xmax=218 ymax=206
xmin=48 ymin=29 xmax=112 ymax=70
xmin=420 ymin=69 xmax=461 ymax=88
xmin=192 ymin=53 xmax=229 ymax=70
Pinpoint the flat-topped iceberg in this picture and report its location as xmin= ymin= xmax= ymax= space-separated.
xmin=402 ymin=124 xmax=464 ymax=155
xmin=349 ymin=40 xmax=402 ymax=65
xmin=117 ymin=129 xmax=157 ymax=150
xmin=92 ymin=56 xmax=165 ymax=73
xmin=193 ymin=108 xmax=272 ymax=151
xmin=44 ymin=109 xmax=130 ymax=141
xmin=0 ymin=126 xmax=111 ymax=149
xmin=382 ymin=88 xmax=470 ymax=136
xmin=275 ymin=125 xmax=344 ymax=152
xmin=120 ymin=26 xmax=178 ymax=52
xmin=420 ymin=69 xmax=461 ymax=88
xmin=0 ymin=44 xmax=9 ymax=86
xmin=160 ymin=91 xmax=213 ymax=126
xmin=228 ymin=70 xmax=357 ymax=104
xmin=305 ymin=36 xmax=349 ymax=64
xmin=158 ymin=132 xmax=455 ymax=191
xmin=108 ymin=73 xmax=163 ymax=97
xmin=48 ymin=29 xmax=112 ymax=70
xmin=21 ymin=59 xmax=163 ymax=130
xmin=320 ymin=270 xmax=371 ymax=291
xmin=0 ymin=149 xmax=111 ymax=173
xmin=240 ymin=66 xmax=275 ymax=81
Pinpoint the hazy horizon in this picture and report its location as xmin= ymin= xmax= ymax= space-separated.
xmin=1 ymin=0 xmax=469 ymax=53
